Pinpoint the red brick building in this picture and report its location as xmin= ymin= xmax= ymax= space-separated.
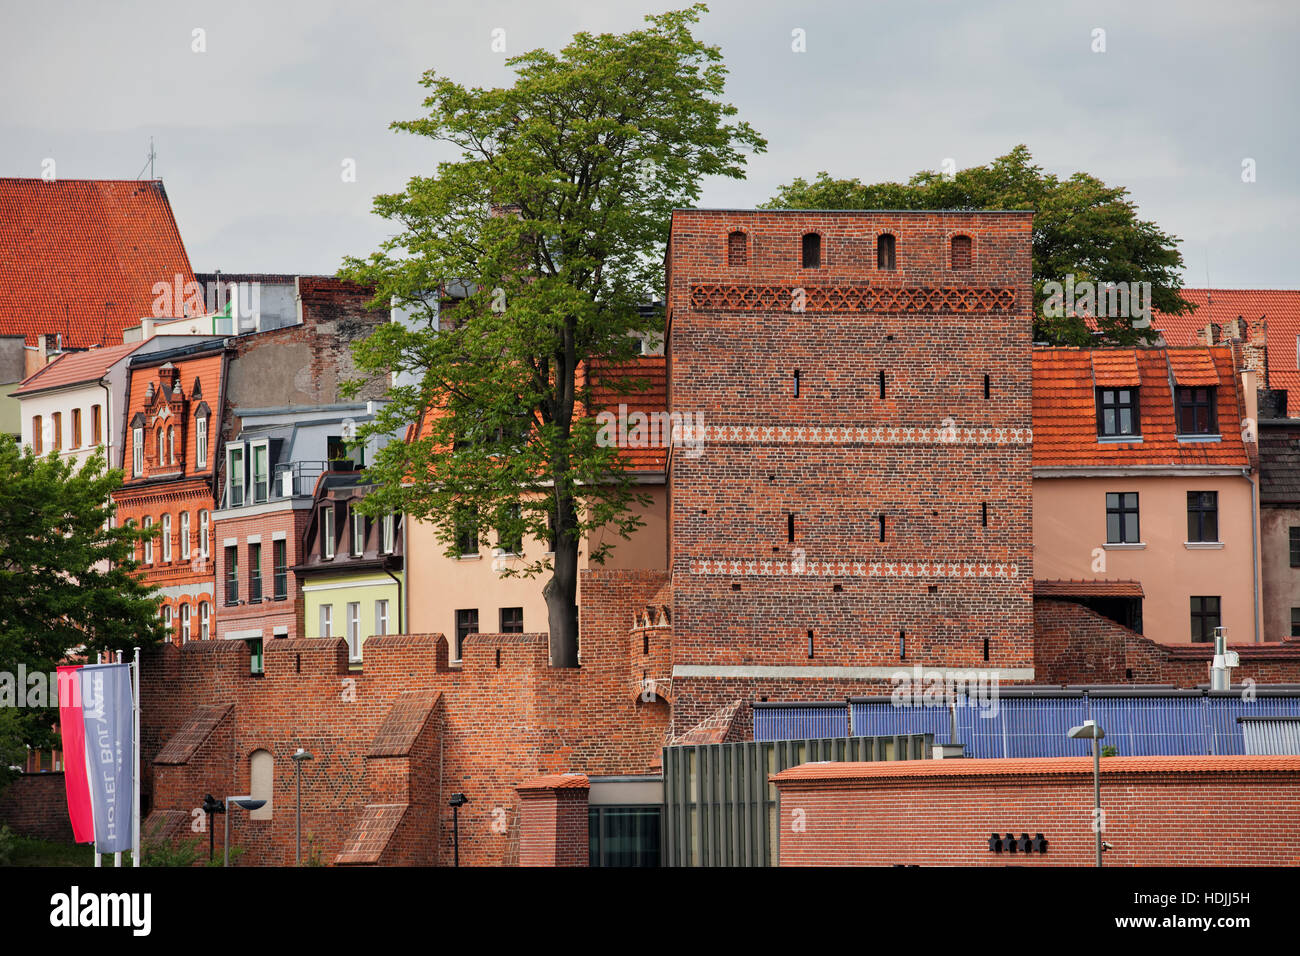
xmin=665 ymin=209 xmax=1036 ymax=729
xmin=112 ymin=340 xmax=226 ymax=644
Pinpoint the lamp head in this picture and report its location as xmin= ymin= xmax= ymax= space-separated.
xmin=1067 ymin=719 xmax=1105 ymax=741
xmin=449 ymin=793 xmax=469 ymax=808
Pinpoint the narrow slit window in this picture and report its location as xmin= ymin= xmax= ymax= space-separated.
xmin=984 ymin=374 xmax=991 ymax=399
xmin=727 ymin=231 xmax=747 ymax=268
xmin=878 ymin=514 xmax=886 ymax=542
xmin=793 ymin=369 xmax=800 ymax=397
xmin=878 ymin=370 xmax=886 ymax=399
xmin=981 ymin=502 xmax=988 ymax=527
xmin=801 ymin=233 xmax=821 ymax=268
xmin=807 ymin=629 xmax=815 ymax=659
xmin=787 ymin=513 xmax=795 ymax=543
xmin=877 ymin=233 xmax=896 ymax=270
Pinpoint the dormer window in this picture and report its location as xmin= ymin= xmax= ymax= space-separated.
xmin=1096 ymin=388 xmax=1140 ymax=438
xmin=1176 ymin=387 xmax=1217 ymax=435
xmin=801 ymin=233 xmax=821 ymax=269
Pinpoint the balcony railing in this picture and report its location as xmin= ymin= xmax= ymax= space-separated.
xmin=221 ymin=460 xmax=330 ymax=509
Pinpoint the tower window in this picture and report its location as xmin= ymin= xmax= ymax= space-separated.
xmin=951 ymin=235 xmax=972 ymax=269
xmin=877 ymin=233 xmax=896 ymax=270
xmin=727 ymin=231 xmax=747 ymax=267
xmin=801 ymin=233 xmax=821 ymax=268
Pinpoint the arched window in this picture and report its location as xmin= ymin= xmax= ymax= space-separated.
xmin=199 ymin=510 xmax=210 ymax=561
xmin=180 ymin=511 xmax=191 ymax=560
xmin=162 ymin=603 xmax=173 ymax=641
xmin=801 ymin=233 xmax=821 ymax=269
xmin=180 ymin=603 xmax=191 ymax=642
xmin=877 ymin=233 xmax=896 ymax=270
xmin=31 ymin=416 xmax=42 ymax=455
xmin=161 ymin=514 xmax=172 ymax=563
xmin=156 ymin=429 xmax=164 ymax=467
xmin=249 ymin=750 xmax=273 ymax=820
xmin=195 ymin=414 xmax=208 ymax=469
xmin=143 ymin=516 xmax=154 ymax=564
xmin=951 ymin=234 xmax=972 ymax=270
xmin=727 ymin=231 xmax=747 ymax=267
xmin=199 ymin=601 xmax=210 ymax=639
xmin=167 ymin=426 xmax=176 ymax=464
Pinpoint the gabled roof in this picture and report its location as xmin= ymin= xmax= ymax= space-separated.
xmin=0 ymin=179 xmax=195 ymax=349
xmin=1032 ymin=346 xmax=1250 ymax=468
xmin=1152 ymin=288 xmax=1300 ymax=393
xmin=12 ymin=341 xmax=144 ymax=395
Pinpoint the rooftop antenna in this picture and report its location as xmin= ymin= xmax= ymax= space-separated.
xmin=136 ymin=138 xmax=157 ymax=180
xmin=1205 ymin=248 xmax=1212 ymax=306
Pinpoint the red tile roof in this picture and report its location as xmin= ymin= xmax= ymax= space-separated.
xmin=1152 ymin=288 xmax=1300 ymax=393
xmin=1032 ymin=346 xmax=1250 ymax=468
xmin=1034 ymin=579 xmax=1144 ymax=599
xmin=12 ymin=341 xmax=144 ymax=395
xmin=771 ymin=755 xmax=1300 ymax=785
xmin=516 ymin=773 xmax=590 ymax=793
xmin=0 ymin=179 xmax=195 ymax=349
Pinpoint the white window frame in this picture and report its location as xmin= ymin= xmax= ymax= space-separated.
xmin=133 ymin=427 xmax=143 ymax=476
xmin=320 ymin=603 xmax=333 ymax=638
xmin=195 ymin=415 xmax=207 ymax=469
xmin=251 ymin=439 xmax=270 ymax=504
xmin=227 ymin=442 xmax=246 ymax=507
xmin=322 ymin=507 xmax=335 ymax=560
xmin=199 ymin=510 xmax=210 ymax=560
xmin=162 ymin=604 xmax=172 ymax=637
xmin=161 ymin=513 xmax=172 ymax=563
xmin=143 ymin=516 xmax=154 ymax=564
xmin=200 ymin=601 xmax=210 ymax=639
xmin=180 ymin=511 xmax=191 ymax=560
xmin=347 ymin=601 xmax=361 ymax=660
xmin=352 ymin=506 xmax=365 ymax=556
xmin=181 ymin=603 xmax=191 ymax=642
xmin=156 ymin=428 xmax=164 ymax=467
xmin=375 ymin=599 xmax=389 ymax=637
xmin=381 ymin=514 xmax=395 ymax=555
xmin=168 ymin=426 xmax=176 ymax=465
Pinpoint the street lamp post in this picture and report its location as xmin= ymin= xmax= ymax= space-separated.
xmin=223 ymin=795 xmax=266 ymax=867
xmin=1067 ymin=719 xmax=1106 ymax=867
xmin=449 ymin=793 xmax=469 ymax=867
xmin=291 ymin=748 xmax=314 ymax=865
xmin=201 ymin=793 xmax=223 ymax=863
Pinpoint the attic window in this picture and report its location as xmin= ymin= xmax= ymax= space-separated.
xmin=727 ymin=231 xmax=747 ymax=268
xmin=801 ymin=233 xmax=821 ymax=269
xmin=951 ymin=235 xmax=972 ymax=270
xmin=877 ymin=233 xmax=896 ymax=270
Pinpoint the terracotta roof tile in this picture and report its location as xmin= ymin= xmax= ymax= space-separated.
xmin=1035 ymin=579 xmax=1144 ymax=598
xmin=12 ymin=341 xmax=144 ymax=395
xmin=1167 ymin=347 xmax=1220 ymax=386
xmin=1090 ymin=349 xmax=1139 ymax=387
xmin=517 ymin=772 xmax=590 ymax=793
xmin=0 ymin=179 xmax=196 ymax=349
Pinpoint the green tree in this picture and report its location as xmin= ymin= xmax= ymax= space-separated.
xmin=764 ymin=145 xmax=1193 ymax=345
xmin=340 ymin=4 xmax=764 ymax=665
xmin=0 ymin=437 xmax=164 ymax=782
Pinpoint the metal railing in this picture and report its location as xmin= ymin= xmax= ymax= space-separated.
xmin=221 ymin=460 xmax=329 ymax=509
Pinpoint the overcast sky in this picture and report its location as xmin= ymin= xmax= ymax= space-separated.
xmin=2 ymin=0 xmax=1296 ymax=287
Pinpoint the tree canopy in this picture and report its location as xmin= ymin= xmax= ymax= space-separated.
xmin=340 ymin=4 xmax=765 ymax=664
xmin=764 ymin=146 xmax=1194 ymax=345
xmin=0 ymin=437 xmax=164 ymax=778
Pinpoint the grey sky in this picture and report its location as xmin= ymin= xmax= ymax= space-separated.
xmin=2 ymin=0 xmax=1296 ymax=287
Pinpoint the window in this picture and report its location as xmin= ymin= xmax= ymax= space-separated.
xmin=801 ymin=233 xmax=821 ymax=269
xmin=1292 ymin=608 xmax=1300 ymax=639
xmin=1291 ymin=527 xmax=1300 ymax=568
xmin=320 ymin=604 xmax=333 ymax=638
xmin=199 ymin=601 xmax=210 ymax=640
xmin=273 ymin=540 xmax=288 ymax=599
xmin=877 ymin=233 xmax=896 ymax=270
xmin=227 ymin=445 xmax=245 ymax=506
xmin=248 ymin=639 xmax=264 ymax=676
xmin=252 ymin=443 xmax=269 ymax=503
xmin=1096 ymin=388 xmax=1140 ymax=437
xmin=162 ymin=604 xmax=173 ymax=640
xmin=381 ymin=514 xmax=396 ymax=555
xmin=1176 ymin=386 xmax=1217 ymax=435
xmin=1190 ymin=596 xmax=1221 ymax=643
xmin=248 ymin=750 xmax=272 ymax=818
xmin=224 ymin=545 xmax=239 ymax=605
xmin=91 ymin=405 xmax=102 ymax=446
xmin=248 ymin=543 xmax=262 ymax=603
xmin=500 ymin=607 xmax=524 ymax=633
xmin=143 ymin=517 xmax=154 ymax=564
xmin=322 ymin=506 xmax=335 ymax=560
xmin=161 ymin=514 xmax=172 ymax=563
xmin=52 ymin=412 xmax=62 ymax=451
xmin=1105 ymin=492 xmax=1140 ymax=544
xmin=1187 ymin=492 xmax=1219 ymax=543
xmin=167 ymin=426 xmax=176 ymax=465
xmin=727 ymin=231 xmax=747 ymax=267
xmin=199 ymin=510 xmax=210 ymax=560
xmin=156 ymin=428 xmax=164 ymax=467
xmin=351 ymin=506 xmax=365 ymax=556
xmin=71 ymin=408 xmax=82 ymax=449
xmin=589 ymin=806 xmax=661 ymax=868
xmin=375 ymin=599 xmax=390 ymax=637
xmin=455 ymin=609 xmax=479 ymax=660
xmin=132 ymin=427 xmax=143 ymax=476
xmin=180 ymin=603 xmax=191 ymax=643
xmin=346 ymin=602 xmax=361 ymax=660
xmin=195 ymin=415 xmax=207 ymax=468
xmin=950 ymin=235 xmax=972 ymax=270
xmin=32 ymin=416 xmax=42 ymax=454
xmin=456 ymin=509 xmax=478 ymax=556
xmin=180 ymin=511 xmax=191 ymax=560
xmin=497 ymin=504 xmax=522 ymax=555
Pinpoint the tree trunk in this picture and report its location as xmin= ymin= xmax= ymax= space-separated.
xmin=544 ymin=538 xmax=580 ymax=667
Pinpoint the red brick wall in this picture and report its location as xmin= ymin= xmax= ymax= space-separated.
xmin=1035 ymin=599 xmax=1300 ymax=685
xmin=517 ymin=775 xmax=589 ymax=866
xmin=0 ymin=773 xmax=75 ymax=842
xmin=214 ymin=504 xmax=312 ymax=640
xmin=773 ymin=756 xmax=1300 ymax=866
xmin=665 ymin=210 xmax=1035 ymax=727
